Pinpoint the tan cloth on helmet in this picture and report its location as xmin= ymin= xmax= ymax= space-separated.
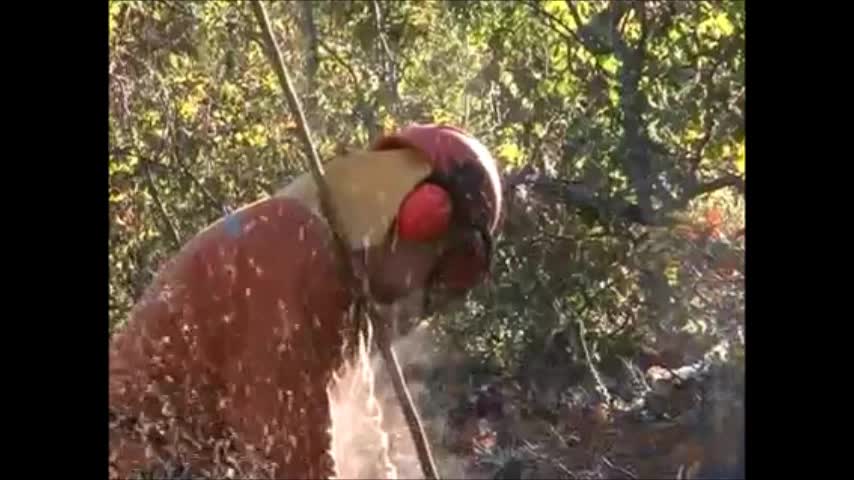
xmin=277 ymin=148 xmax=433 ymax=250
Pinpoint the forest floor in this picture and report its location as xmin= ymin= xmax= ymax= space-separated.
xmin=377 ymin=344 xmax=744 ymax=480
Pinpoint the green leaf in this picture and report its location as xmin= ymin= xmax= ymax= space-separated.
xmin=601 ymin=55 xmax=619 ymax=75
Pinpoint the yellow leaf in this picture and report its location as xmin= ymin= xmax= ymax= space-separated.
xmin=221 ymin=82 xmax=241 ymax=101
xmin=247 ymin=124 xmax=268 ymax=148
xmin=109 ymin=1 xmax=122 ymax=36
xmin=608 ymin=87 xmax=620 ymax=106
xmin=544 ymin=0 xmax=568 ymax=15
xmin=714 ymin=13 xmax=735 ymax=36
xmin=735 ymin=141 xmax=745 ymax=174
xmin=110 ymin=191 xmax=127 ymax=204
xmin=685 ymin=128 xmax=704 ymax=142
xmin=430 ymin=108 xmax=455 ymax=125
xmin=179 ymin=99 xmax=199 ymax=120
xmin=497 ymin=142 xmax=523 ymax=167
xmin=381 ymin=114 xmax=397 ymax=134
xmin=665 ymin=262 xmax=679 ymax=286
xmin=264 ymin=72 xmax=278 ymax=91
xmin=544 ymin=0 xmax=576 ymax=29
xmin=699 ymin=12 xmax=736 ymax=39
xmin=602 ymin=56 xmax=619 ymax=75
xmin=169 ymin=53 xmax=182 ymax=70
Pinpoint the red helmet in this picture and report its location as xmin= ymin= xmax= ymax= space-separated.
xmin=372 ymin=124 xmax=503 ymax=238
xmin=372 ymin=124 xmax=503 ymax=299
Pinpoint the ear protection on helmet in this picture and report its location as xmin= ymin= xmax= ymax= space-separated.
xmin=396 ymin=182 xmax=453 ymax=243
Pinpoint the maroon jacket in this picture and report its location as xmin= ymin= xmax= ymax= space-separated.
xmin=109 ymin=124 xmax=502 ymax=479
xmin=110 ymin=196 xmax=352 ymax=478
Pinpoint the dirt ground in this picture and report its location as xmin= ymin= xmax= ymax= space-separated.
xmin=375 ymin=347 xmax=744 ymax=480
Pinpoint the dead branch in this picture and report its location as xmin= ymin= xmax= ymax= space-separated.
xmin=248 ymin=2 xmax=439 ymax=479
xmin=576 ymin=311 xmax=612 ymax=405
xmin=601 ymin=455 xmax=637 ymax=479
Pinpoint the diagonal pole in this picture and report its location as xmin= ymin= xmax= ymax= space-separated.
xmin=248 ymin=2 xmax=440 ymax=479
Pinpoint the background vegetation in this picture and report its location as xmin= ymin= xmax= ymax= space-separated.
xmin=109 ymin=1 xmax=744 ymax=478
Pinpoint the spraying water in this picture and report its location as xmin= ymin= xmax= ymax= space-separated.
xmin=327 ymin=317 xmax=472 ymax=480
xmin=327 ymin=321 xmax=399 ymax=479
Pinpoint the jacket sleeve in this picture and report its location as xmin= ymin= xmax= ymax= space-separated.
xmin=109 ymin=196 xmax=353 ymax=478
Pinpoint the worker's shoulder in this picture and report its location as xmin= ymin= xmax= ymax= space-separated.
xmin=189 ymin=195 xmax=328 ymax=244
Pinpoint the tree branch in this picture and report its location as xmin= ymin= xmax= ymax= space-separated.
xmin=525 ymin=0 xmax=611 ymax=82
xmin=316 ymin=37 xmax=379 ymax=139
xmin=141 ymin=160 xmax=182 ymax=250
xmin=506 ymin=161 xmax=746 ymax=229
xmin=690 ymin=50 xmax=729 ymax=172
xmin=177 ymin=157 xmax=229 ymax=215
xmin=507 ymin=161 xmax=744 ymax=230
xmin=575 ymin=310 xmax=612 ymax=405
xmin=565 ymin=0 xmax=598 ymax=52
xmin=662 ymin=173 xmax=745 ymax=215
xmin=687 ymin=174 xmax=745 ymax=199
xmin=529 ymin=112 xmax=563 ymax=168
xmin=525 ymin=1 xmax=586 ymax=48
xmin=298 ymin=0 xmax=320 ymax=131
xmin=371 ymin=0 xmax=399 ymax=109
xmin=607 ymin=1 xmax=656 ymax=223
xmin=506 ymin=168 xmax=653 ymax=226
xmin=636 ymin=1 xmax=649 ymax=52
xmin=169 ymin=129 xmax=230 ymax=216
xmin=317 ymin=38 xmax=361 ymax=89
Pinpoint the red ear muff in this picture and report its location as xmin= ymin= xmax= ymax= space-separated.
xmin=397 ymin=183 xmax=453 ymax=242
